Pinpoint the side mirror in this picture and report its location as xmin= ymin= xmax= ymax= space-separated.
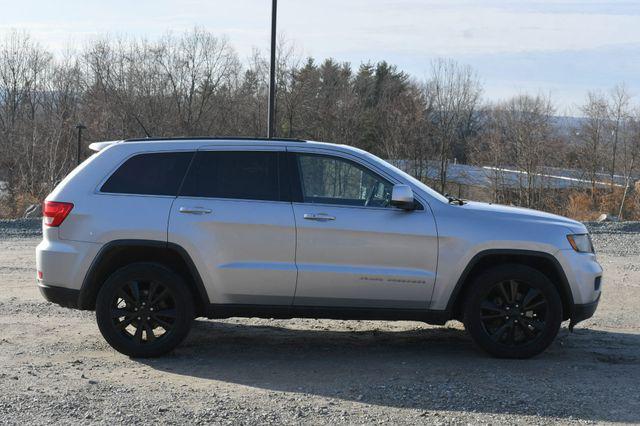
xmin=390 ymin=184 xmax=415 ymax=210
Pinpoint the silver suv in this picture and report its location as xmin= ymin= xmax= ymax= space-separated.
xmin=36 ymin=137 xmax=602 ymax=358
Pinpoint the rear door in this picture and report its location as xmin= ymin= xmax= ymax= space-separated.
xmin=168 ymin=146 xmax=297 ymax=306
xmin=289 ymin=150 xmax=438 ymax=309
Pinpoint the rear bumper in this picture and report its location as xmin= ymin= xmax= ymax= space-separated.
xmin=36 ymin=238 xmax=101 ymax=292
xmin=569 ymin=294 xmax=600 ymax=329
xmin=38 ymin=282 xmax=80 ymax=309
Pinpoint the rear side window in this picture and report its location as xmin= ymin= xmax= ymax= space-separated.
xmin=180 ymin=151 xmax=281 ymax=201
xmin=101 ymin=152 xmax=193 ymax=196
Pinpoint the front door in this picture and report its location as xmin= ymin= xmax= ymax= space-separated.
xmin=290 ymin=151 xmax=438 ymax=309
xmin=168 ymin=147 xmax=297 ymax=306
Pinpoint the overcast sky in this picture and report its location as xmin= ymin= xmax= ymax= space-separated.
xmin=1 ymin=0 xmax=639 ymax=114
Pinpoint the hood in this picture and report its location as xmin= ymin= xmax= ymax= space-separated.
xmin=461 ymin=201 xmax=587 ymax=234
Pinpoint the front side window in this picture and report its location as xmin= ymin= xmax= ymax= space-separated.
xmin=180 ymin=151 xmax=281 ymax=201
xmin=100 ymin=152 xmax=193 ymax=196
xmin=296 ymin=154 xmax=393 ymax=207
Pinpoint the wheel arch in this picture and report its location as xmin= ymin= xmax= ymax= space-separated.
xmin=78 ymin=239 xmax=209 ymax=316
xmin=448 ymin=249 xmax=574 ymax=322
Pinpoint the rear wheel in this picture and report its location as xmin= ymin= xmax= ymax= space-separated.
xmin=96 ymin=262 xmax=194 ymax=357
xmin=463 ymin=264 xmax=562 ymax=359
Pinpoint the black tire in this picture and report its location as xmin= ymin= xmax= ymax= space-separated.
xmin=463 ymin=264 xmax=562 ymax=359
xmin=96 ymin=262 xmax=194 ymax=357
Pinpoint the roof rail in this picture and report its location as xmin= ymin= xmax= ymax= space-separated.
xmin=123 ymin=136 xmax=307 ymax=143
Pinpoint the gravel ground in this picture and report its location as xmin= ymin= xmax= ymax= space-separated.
xmin=0 ymin=218 xmax=41 ymax=238
xmin=586 ymin=221 xmax=640 ymax=257
xmin=1 ymin=221 xmax=639 ymax=424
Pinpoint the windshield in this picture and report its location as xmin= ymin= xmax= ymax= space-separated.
xmin=386 ymin=163 xmax=449 ymax=203
xmin=354 ymin=148 xmax=449 ymax=203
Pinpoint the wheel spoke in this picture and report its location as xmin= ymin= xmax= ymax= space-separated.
xmin=509 ymin=280 xmax=519 ymax=303
xmin=517 ymin=320 xmax=535 ymax=338
xmin=117 ymin=316 xmax=135 ymax=330
xmin=522 ymin=288 xmax=540 ymax=310
xmin=111 ymin=308 xmax=134 ymax=319
xmin=133 ymin=323 xmax=143 ymax=343
xmin=128 ymin=281 xmax=141 ymax=303
xmin=154 ymin=308 xmax=177 ymax=319
xmin=143 ymin=321 xmax=155 ymax=342
xmin=524 ymin=300 xmax=547 ymax=311
xmin=489 ymin=322 xmax=511 ymax=342
xmin=497 ymin=281 xmax=510 ymax=303
xmin=481 ymin=300 xmax=504 ymax=313
xmin=507 ymin=322 xmax=516 ymax=344
xmin=481 ymin=313 xmax=506 ymax=320
xmin=116 ymin=289 xmax=135 ymax=306
xmin=150 ymin=289 xmax=169 ymax=306
xmin=480 ymin=300 xmax=507 ymax=320
xmin=147 ymin=281 xmax=159 ymax=303
xmin=151 ymin=315 xmax=173 ymax=329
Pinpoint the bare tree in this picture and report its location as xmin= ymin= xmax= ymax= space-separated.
xmin=608 ymin=84 xmax=631 ymax=189
xmin=473 ymin=95 xmax=556 ymax=209
xmin=156 ymin=29 xmax=238 ymax=135
xmin=426 ymin=59 xmax=481 ymax=193
xmin=618 ymin=110 xmax=640 ymax=218
xmin=0 ymin=31 xmax=53 ymax=214
xmin=504 ymin=95 xmax=555 ymax=207
xmin=579 ymin=92 xmax=610 ymax=203
xmin=473 ymin=104 xmax=509 ymax=203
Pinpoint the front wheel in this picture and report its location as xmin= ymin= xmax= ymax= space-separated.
xmin=463 ymin=264 xmax=562 ymax=359
xmin=96 ymin=262 xmax=194 ymax=357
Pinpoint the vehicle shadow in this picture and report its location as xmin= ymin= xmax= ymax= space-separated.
xmin=140 ymin=319 xmax=640 ymax=423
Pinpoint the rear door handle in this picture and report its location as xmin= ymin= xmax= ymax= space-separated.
xmin=303 ymin=213 xmax=336 ymax=221
xmin=179 ymin=206 xmax=212 ymax=215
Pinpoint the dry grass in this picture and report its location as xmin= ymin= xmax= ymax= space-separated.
xmin=565 ymin=188 xmax=640 ymax=221
xmin=0 ymin=193 xmax=39 ymax=219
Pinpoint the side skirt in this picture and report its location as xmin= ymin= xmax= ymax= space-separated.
xmin=204 ymin=304 xmax=450 ymax=325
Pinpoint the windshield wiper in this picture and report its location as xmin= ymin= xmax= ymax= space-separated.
xmin=444 ymin=193 xmax=466 ymax=205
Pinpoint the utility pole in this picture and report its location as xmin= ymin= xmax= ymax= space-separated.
xmin=75 ymin=123 xmax=86 ymax=165
xmin=267 ymin=0 xmax=277 ymax=138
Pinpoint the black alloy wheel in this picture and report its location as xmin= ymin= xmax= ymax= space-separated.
xmin=111 ymin=279 xmax=178 ymax=344
xmin=479 ymin=279 xmax=548 ymax=346
xmin=464 ymin=264 xmax=562 ymax=358
xmin=96 ymin=262 xmax=194 ymax=357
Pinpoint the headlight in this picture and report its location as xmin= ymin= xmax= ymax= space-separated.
xmin=567 ymin=234 xmax=594 ymax=253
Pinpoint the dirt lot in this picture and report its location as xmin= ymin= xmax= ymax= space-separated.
xmin=1 ymin=220 xmax=639 ymax=425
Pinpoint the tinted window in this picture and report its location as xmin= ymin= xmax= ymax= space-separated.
xmin=181 ymin=151 xmax=281 ymax=201
xmin=101 ymin=152 xmax=193 ymax=196
xmin=297 ymin=154 xmax=393 ymax=207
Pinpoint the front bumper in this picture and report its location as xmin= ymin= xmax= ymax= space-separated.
xmin=555 ymin=249 xmax=602 ymax=305
xmin=569 ymin=294 xmax=600 ymax=330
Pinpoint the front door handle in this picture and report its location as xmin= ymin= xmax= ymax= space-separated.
xmin=303 ymin=213 xmax=336 ymax=221
xmin=179 ymin=206 xmax=212 ymax=215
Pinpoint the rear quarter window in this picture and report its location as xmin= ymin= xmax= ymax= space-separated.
xmin=100 ymin=152 xmax=194 ymax=196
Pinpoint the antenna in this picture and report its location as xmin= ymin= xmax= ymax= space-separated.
xmin=133 ymin=116 xmax=151 ymax=138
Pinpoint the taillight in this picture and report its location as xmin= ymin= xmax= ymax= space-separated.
xmin=42 ymin=201 xmax=74 ymax=227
